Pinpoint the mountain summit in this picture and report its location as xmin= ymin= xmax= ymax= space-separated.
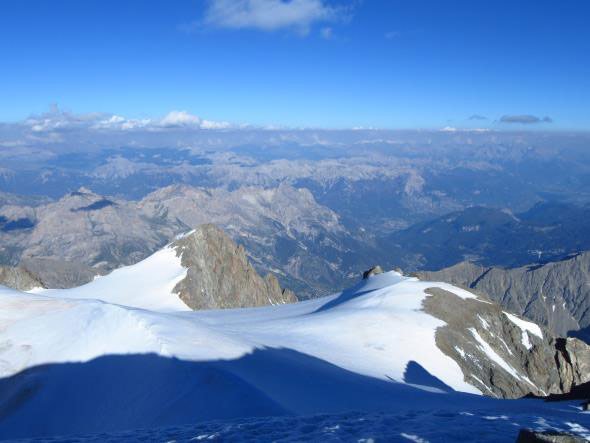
xmin=172 ymin=224 xmax=297 ymax=309
xmin=27 ymin=224 xmax=296 ymax=312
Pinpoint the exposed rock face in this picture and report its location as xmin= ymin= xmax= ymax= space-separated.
xmin=0 ymin=266 xmax=44 ymax=291
xmin=422 ymin=287 xmax=590 ymax=399
xmin=417 ymin=252 xmax=590 ymax=340
xmin=172 ymin=224 xmax=297 ymax=310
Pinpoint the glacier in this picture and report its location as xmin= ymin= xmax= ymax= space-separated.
xmin=0 ymin=248 xmax=588 ymax=440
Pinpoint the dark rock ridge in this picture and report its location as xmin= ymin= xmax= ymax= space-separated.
xmin=172 ymin=224 xmax=297 ymax=310
xmin=417 ymin=252 xmax=590 ymax=340
xmin=422 ymin=287 xmax=590 ymax=399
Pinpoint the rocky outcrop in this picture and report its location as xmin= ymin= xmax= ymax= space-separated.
xmin=0 ymin=259 xmax=101 ymax=291
xmin=362 ymin=266 xmax=383 ymax=279
xmin=516 ymin=429 xmax=587 ymax=443
xmin=172 ymin=224 xmax=297 ymax=310
xmin=19 ymin=258 xmax=100 ymax=289
xmin=422 ymin=287 xmax=590 ymax=399
xmin=417 ymin=252 xmax=590 ymax=340
xmin=0 ymin=266 xmax=44 ymax=291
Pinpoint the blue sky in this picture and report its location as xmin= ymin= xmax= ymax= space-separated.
xmin=1 ymin=0 xmax=589 ymax=130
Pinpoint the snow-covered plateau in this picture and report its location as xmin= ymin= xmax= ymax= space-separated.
xmin=0 ymin=245 xmax=588 ymax=441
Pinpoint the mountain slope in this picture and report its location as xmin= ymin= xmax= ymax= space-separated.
xmin=33 ymin=225 xmax=295 ymax=311
xmin=1 ymin=267 xmax=589 ymax=438
xmin=0 ymin=185 xmax=382 ymax=297
xmin=139 ymin=183 xmax=382 ymax=296
xmin=387 ymin=202 xmax=590 ymax=271
xmin=172 ymin=224 xmax=296 ymax=309
xmin=0 ymin=187 xmax=186 ymax=271
xmin=418 ymin=252 xmax=590 ymax=340
xmin=7 ymin=266 xmax=590 ymax=398
xmin=422 ymin=286 xmax=590 ymax=398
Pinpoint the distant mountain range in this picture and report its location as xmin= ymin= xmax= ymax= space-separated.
xmin=2 ymin=182 xmax=590 ymax=301
xmin=418 ymin=251 xmax=590 ymax=342
xmin=2 ymin=130 xmax=590 ymax=301
xmin=0 ymin=185 xmax=388 ymax=297
xmin=3 ymin=130 xmax=590 ymax=240
xmin=387 ymin=202 xmax=590 ymax=271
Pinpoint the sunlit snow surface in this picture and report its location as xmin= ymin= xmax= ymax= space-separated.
xmin=1 ymin=259 xmax=588 ymax=441
xmin=29 ymin=245 xmax=191 ymax=312
xmin=6 ymin=270 xmax=476 ymax=393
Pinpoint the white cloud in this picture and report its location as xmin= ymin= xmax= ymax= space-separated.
xmin=160 ymin=110 xmax=202 ymax=127
xmin=105 ymin=115 xmax=126 ymax=124
xmin=203 ymin=0 xmax=343 ymax=34
xmin=94 ymin=115 xmax=128 ymax=129
xmin=201 ymin=119 xmax=231 ymax=129
xmin=23 ymin=107 xmax=232 ymax=132
xmin=26 ymin=106 xmax=103 ymax=132
xmin=439 ymin=126 xmax=491 ymax=133
xmin=92 ymin=115 xmax=151 ymax=130
xmin=159 ymin=111 xmax=230 ymax=129
xmin=120 ymin=118 xmax=152 ymax=130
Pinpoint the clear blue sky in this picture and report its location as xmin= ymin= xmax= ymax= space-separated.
xmin=1 ymin=0 xmax=589 ymax=129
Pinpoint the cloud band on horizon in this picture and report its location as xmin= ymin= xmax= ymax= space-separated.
xmin=500 ymin=115 xmax=553 ymax=124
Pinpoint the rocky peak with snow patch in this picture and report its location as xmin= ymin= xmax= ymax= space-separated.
xmin=417 ymin=253 xmax=590 ymax=341
xmin=421 ymin=286 xmax=590 ymax=398
xmin=172 ymin=224 xmax=297 ymax=310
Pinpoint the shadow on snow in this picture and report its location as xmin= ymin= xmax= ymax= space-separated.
xmin=0 ymin=348 xmax=557 ymax=440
